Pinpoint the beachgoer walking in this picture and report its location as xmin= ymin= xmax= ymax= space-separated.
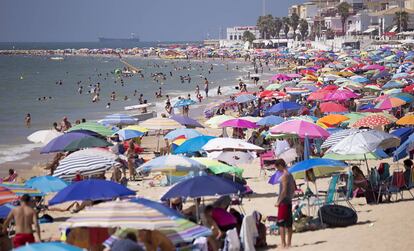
xmin=204 ymin=78 xmax=209 ymax=98
xmin=25 ymin=113 xmax=31 ymax=128
xmin=274 ymin=159 xmax=296 ymax=249
xmin=217 ymin=86 xmax=222 ymax=95
xmin=2 ymin=194 xmax=41 ymax=248
xmin=127 ymin=140 xmax=136 ymax=181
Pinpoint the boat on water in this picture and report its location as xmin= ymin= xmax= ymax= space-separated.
xmin=50 ymin=57 xmax=64 ymax=61
xmin=99 ymin=33 xmax=140 ymax=42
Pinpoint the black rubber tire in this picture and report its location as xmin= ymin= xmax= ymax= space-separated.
xmin=318 ymin=205 xmax=357 ymax=227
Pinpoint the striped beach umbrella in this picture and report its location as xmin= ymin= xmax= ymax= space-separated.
xmin=0 ymin=186 xmax=17 ymax=205
xmin=0 ymin=184 xmax=44 ymax=197
xmin=61 ymin=200 xmax=177 ymax=230
xmin=321 ymin=129 xmax=365 ymax=149
xmin=69 ymin=122 xmax=114 ymax=137
xmin=139 ymin=117 xmax=182 ymax=130
xmin=53 ymin=154 xmax=120 ymax=180
xmin=137 ymin=155 xmax=206 ymax=173
xmin=99 ymin=113 xmax=137 ymax=125
xmin=124 ymin=125 xmax=149 ymax=133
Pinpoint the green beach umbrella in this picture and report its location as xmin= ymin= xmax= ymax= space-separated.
xmin=193 ymin=157 xmax=244 ymax=177
xmin=63 ymin=136 xmax=112 ymax=152
xmin=69 ymin=122 xmax=114 ymax=137
xmin=265 ymin=83 xmax=282 ymax=91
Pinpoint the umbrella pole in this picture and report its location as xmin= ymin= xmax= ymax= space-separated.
xmin=364 ymin=154 xmax=370 ymax=175
xmin=195 ymin=198 xmax=200 ymax=223
xmin=157 ymin=130 xmax=160 ymax=153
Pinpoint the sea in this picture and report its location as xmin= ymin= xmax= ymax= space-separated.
xmin=0 ymin=41 xmax=251 ymax=165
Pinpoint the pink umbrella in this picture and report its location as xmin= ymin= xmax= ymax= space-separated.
xmin=286 ymin=73 xmax=302 ymax=78
xmin=320 ymin=102 xmax=349 ymax=113
xmin=220 ymin=119 xmax=258 ymax=129
xmin=362 ymin=64 xmax=386 ymax=71
xmin=270 ymin=74 xmax=291 ymax=82
xmin=270 ymin=120 xmax=329 ymax=139
xmin=324 ymin=89 xmax=359 ymax=101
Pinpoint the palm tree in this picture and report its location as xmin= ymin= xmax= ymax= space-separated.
xmin=242 ymin=30 xmax=256 ymax=44
xmin=282 ymin=17 xmax=291 ymax=38
xmin=338 ymin=2 xmax=351 ymax=36
xmin=394 ymin=11 xmax=409 ymax=32
xmin=274 ymin=17 xmax=283 ymax=38
xmin=290 ymin=13 xmax=300 ymax=40
xmin=257 ymin=15 xmax=274 ymax=39
xmin=299 ymin=19 xmax=309 ymax=41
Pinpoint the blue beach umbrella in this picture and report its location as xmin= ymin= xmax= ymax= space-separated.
xmin=173 ymin=99 xmax=197 ymax=108
xmin=0 ymin=204 xmax=14 ymax=219
xmin=14 ymin=242 xmax=83 ymax=251
xmin=48 ymin=179 xmax=135 ymax=206
xmin=266 ymin=101 xmax=302 ymax=115
xmin=382 ymin=80 xmax=404 ymax=89
xmin=350 ymin=76 xmax=369 ymax=83
xmin=173 ymin=135 xmax=216 ymax=154
xmin=391 ymin=93 xmax=414 ymax=103
xmin=26 ymin=176 xmax=68 ymax=193
xmin=137 ymin=155 xmax=206 ymax=173
xmin=100 ymin=113 xmax=137 ymax=125
xmin=161 ymin=175 xmax=246 ymax=200
xmin=235 ymin=94 xmax=257 ymax=103
xmin=257 ymin=115 xmax=285 ymax=126
xmin=164 ymin=128 xmax=203 ymax=140
xmin=115 ymin=129 xmax=144 ymax=140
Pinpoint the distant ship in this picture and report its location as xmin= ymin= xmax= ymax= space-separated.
xmin=98 ymin=33 xmax=140 ymax=42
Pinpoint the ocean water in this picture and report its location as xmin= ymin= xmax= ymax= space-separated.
xmin=0 ymin=53 xmax=248 ymax=164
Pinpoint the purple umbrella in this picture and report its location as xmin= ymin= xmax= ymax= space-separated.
xmin=220 ymin=118 xmax=258 ymax=129
xmin=170 ymin=115 xmax=204 ymax=128
xmin=41 ymin=132 xmax=96 ymax=153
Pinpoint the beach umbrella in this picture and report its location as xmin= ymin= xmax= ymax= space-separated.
xmin=219 ymin=118 xmax=258 ymax=129
xmin=320 ymin=102 xmax=348 ymax=113
xmin=99 ymin=113 xmax=137 ymax=125
xmin=161 ymin=175 xmax=246 ymax=200
xmin=323 ymin=89 xmax=359 ymax=101
xmin=363 ymin=84 xmax=382 ymax=92
xmin=205 ymin=115 xmax=234 ymax=128
xmin=362 ymin=64 xmax=385 ymax=71
xmin=62 ymin=136 xmax=112 ymax=152
xmin=375 ymin=97 xmax=406 ymax=110
xmin=69 ymin=122 xmax=114 ymax=137
xmin=41 ymin=132 xmax=92 ymax=153
xmin=391 ymin=93 xmax=414 ymax=103
xmin=382 ymin=80 xmax=404 ymax=89
xmin=0 ymin=204 xmax=14 ymax=219
xmin=0 ymin=184 xmax=44 ymax=197
xmin=193 ymin=157 xmax=244 ymax=177
xmin=27 ymin=130 xmax=63 ymax=144
xmin=13 ymin=242 xmax=83 ymax=251
xmin=396 ymin=114 xmax=414 ymax=125
xmin=392 ymin=72 xmax=410 ymax=79
xmin=235 ymin=94 xmax=257 ymax=103
xmin=265 ymin=83 xmax=282 ymax=91
xmin=321 ymin=129 xmax=364 ymax=149
xmin=351 ymin=114 xmax=393 ymax=128
xmin=160 ymin=218 xmax=212 ymax=245
xmin=403 ymin=84 xmax=414 ymax=93
xmin=290 ymin=115 xmax=318 ymax=123
xmin=0 ymin=186 xmax=17 ymax=205
xmin=61 ymin=200 xmax=176 ymax=230
xmin=164 ymin=128 xmax=203 ymax=140
xmin=173 ymin=99 xmax=197 ymax=108
xmin=115 ymin=128 xmax=144 ymax=140
xmin=26 ymin=176 xmax=68 ymax=193
xmin=173 ymin=135 xmax=215 ymax=154
xmin=207 ymin=151 xmax=256 ymax=166
xmin=372 ymin=70 xmax=391 ymax=79
xmin=327 ymin=130 xmax=400 ymax=155
xmin=350 ymin=75 xmax=369 ymax=83
xmin=140 ymin=117 xmax=182 ymax=130
xmin=266 ymin=101 xmax=302 ymax=115
xmin=256 ymin=115 xmax=285 ymax=126
xmin=170 ymin=115 xmax=204 ymax=128
xmin=384 ymin=88 xmax=402 ymax=95
xmin=53 ymin=154 xmax=120 ymax=180
xmin=67 ymin=148 xmax=118 ymax=160
xmin=124 ymin=125 xmax=149 ymax=133
xmin=323 ymin=151 xmax=388 ymax=161
xmin=318 ymin=114 xmax=349 ymax=126
xmin=270 ymin=73 xmax=291 ymax=81
xmin=270 ymin=120 xmax=329 ymax=139
xmin=137 ymin=155 xmax=206 ymax=173
xmin=49 ymin=179 xmax=135 ymax=206
xmin=202 ymin=137 xmax=264 ymax=151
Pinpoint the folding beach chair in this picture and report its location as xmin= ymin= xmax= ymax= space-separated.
xmin=259 ymin=150 xmax=275 ymax=176
xmin=387 ymin=170 xmax=407 ymax=201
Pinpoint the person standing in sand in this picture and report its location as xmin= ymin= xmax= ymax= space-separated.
xmin=2 ymin=194 xmax=41 ymax=248
xmin=274 ymin=159 xmax=296 ymax=249
xmin=204 ymin=78 xmax=209 ymax=98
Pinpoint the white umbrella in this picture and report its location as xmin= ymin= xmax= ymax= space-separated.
xmin=68 ymin=148 xmax=118 ymax=160
xmin=207 ymin=151 xmax=256 ymax=166
xmin=202 ymin=137 xmax=264 ymax=152
xmin=27 ymin=130 xmax=63 ymax=144
xmin=327 ymin=130 xmax=400 ymax=155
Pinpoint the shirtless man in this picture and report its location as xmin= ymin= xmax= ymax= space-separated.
xmin=2 ymin=194 xmax=41 ymax=248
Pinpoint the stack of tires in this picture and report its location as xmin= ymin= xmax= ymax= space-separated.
xmin=318 ymin=205 xmax=358 ymax=227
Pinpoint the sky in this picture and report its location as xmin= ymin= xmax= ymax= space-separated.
xmin=0 ymin=0 xmax=305 ymax=42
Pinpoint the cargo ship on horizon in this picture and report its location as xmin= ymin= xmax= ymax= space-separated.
xmin=98 ymin=33 xmax=140 ymax=42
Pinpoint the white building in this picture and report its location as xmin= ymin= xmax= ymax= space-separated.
xmin=226 ymin=26 xmax=261 ymax=41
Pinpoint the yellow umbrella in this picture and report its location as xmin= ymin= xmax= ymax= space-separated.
xmin=125 ymin=125 xmax=149 ymax=133
xmin=337 ymin=71 xmax=355 ymax=77
xmin=318 ymin=114 xmax=349 ymax=126
xmin=396 ymin=114 xmax=414 ymax=125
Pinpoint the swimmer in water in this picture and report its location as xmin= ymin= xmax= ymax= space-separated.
xmin=25 ymin=113 xmax=31 ymax=128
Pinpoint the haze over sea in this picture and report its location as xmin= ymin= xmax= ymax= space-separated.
xmin=0 ymin=41 xmax=246 ymax=164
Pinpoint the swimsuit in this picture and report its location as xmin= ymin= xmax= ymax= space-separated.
xmin=13 ymin=233 xmax=35 ymax=248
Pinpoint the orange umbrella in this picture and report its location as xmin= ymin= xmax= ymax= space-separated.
xmin=318 ymin=114 xmax=349 ymax=126
xmin=0 ymin=186 xmax=17 ymax=205
xmin=396 ymin=114 xmax=414 ymax=125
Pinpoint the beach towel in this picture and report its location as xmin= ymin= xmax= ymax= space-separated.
xmin=224 ymin=228 xmax=240 ymax=251
xmin=240 ymin=213 xmax=258 ymax=251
